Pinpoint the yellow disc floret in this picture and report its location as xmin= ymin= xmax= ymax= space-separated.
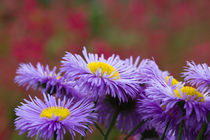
xmin=166 ymin=76 xmax=179 ymax=86
xmin=87 ymin=62 xmax=120 ymax=80
xmin=174 ymin=86 xmax=204 ymax=102
xmin=45 ymin=72 xmax=61 ymax=80
xmin=40 ymin=106 xmax=70 ymax=120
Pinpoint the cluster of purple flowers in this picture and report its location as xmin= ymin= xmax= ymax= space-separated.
xmin=14 ymin=47 xmax=210 ymax=140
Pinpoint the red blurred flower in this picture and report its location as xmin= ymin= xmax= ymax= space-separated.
xmin=22 ymin=0 xmax=38 ymax=12
xmin=147 ymin=30 xmax=167 ymax=59
xmin=66 ymin=9 xmax=89 ymax=39
xmin=12 ymin=37 xmax=44 ymax=62
xmin=91 ymin=39 xmax=113 ymax=57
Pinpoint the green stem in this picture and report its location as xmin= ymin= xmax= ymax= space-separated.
xmin=196 ymin=112 xmax=210 ymax=140
xmin=95 ymin=123 xmax=105 ymax=136
xmin=103 ymin=110 xmax=119 ymax=140
xmin=123 ymin=121 xmax=145 ymax=140
xmin=196 ymin=123 xmax=207 ymax=140
xmin=177 ymin=101 xmax=185 ymax=140
xmin=177 ymin=120 xmax=184 ymax=140
xmin=160 ymin=121 xmax=170 ymax=140
xmin=35 ymin=133 xmax=40 ymax=140
xmin=53 ymin=131 xmax=57 ymax=140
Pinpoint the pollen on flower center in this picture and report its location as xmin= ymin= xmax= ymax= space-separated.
xmin=174 ymin=86 xmax=205 ymax=102
xmin=40 ymin=106 xmax=70 ymax=120
xmin=87 ymin=62 xmax=120 ymax=80
xmin=45 ymin=72 xmax=61 ymax=80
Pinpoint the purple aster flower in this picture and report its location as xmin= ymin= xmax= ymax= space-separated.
xmin=182 ymin=61 xmax=210 ymax=94
xmin=124 ymin=56 xmax=155 ymax=85
xmin=15 ymin=63 xmax=84 ymax=100
xmin=140 ymin=61 xmax=210 ymax=139
xmin=95 ymin=56 xmax=153 ymax=135
xmin=15 ymin=94 xmax=97 ymax=140
xmin=137 ymin=97 xmax=182 ymax=139
xmin=124 ymin=56 xmax=151 ymax=71
xmin=136 ymin=60 xmax=170 ymax=85
xmin=97 ymin=95 xmax=146 ymax=135
xmin=61 ymin=47 xmax=141 ymax=102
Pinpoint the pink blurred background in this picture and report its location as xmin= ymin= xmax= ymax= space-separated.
xmin=0 ymin=0 xmax=209 ymax=139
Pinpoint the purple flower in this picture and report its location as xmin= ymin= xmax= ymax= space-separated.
xmin=97 ymin=95 xmax=145 ymax=134
xmin=15 ymin=94 xmax=97 ymax=140
xmin=96 ymin=56 xmax=153 ymax=135
xmin=124 ymin=56 xmax=152 ymax=71
xmin=61 ymin=47 xmax=141 ymax=102
xmin=15 ymin=63 xmax=84 ymax=100
xmin=137 ymin=97 xmax=182 ymax=138
xmin=136 ymin=60 xmax=170 ymax=85
xmin=182 ymin=61 xmax=210 ymax=94
xmin=140 ymin=61 xmax=210 ymax=139
xmin=124 ymin=56 xmax=156 ymax=85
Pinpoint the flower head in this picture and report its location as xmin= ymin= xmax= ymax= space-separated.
xmin=15 ymin=94 xmax=97 ymax=140
xmin=182 ymin=61 xmax=210 ymax=94
xmin=137 ymin=97 xmax=182 ymax=134
xmin=61 ymin=47 xmax=141 ymax=102
xmin=136 ymin=60 xmax=170 ymax=84
xmin=15 ymin=63 xmax=83 ymax=100
xmin=96 ymin=56 xmax=153 ymax=135
xmin=139 ymin=61 xmax=210 ymax=139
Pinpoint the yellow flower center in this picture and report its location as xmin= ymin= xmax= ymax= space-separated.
xmin=40 ymin=106 xmax=70 ymax=120
xmin=166 ymin=76 xmax=179 ymax=86
xmin=165 ymin=76 xmax=204 ymax=102
xmin=174 ymin=86 xmax=205 ymax=102
xmin=45 ymin=72 xmax=61 ymax=80
xmin=87 ymin=62 xmax=120 ymax=80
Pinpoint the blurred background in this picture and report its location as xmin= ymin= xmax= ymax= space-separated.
xmin=0 ymin=0 xmax=209 ymax=139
